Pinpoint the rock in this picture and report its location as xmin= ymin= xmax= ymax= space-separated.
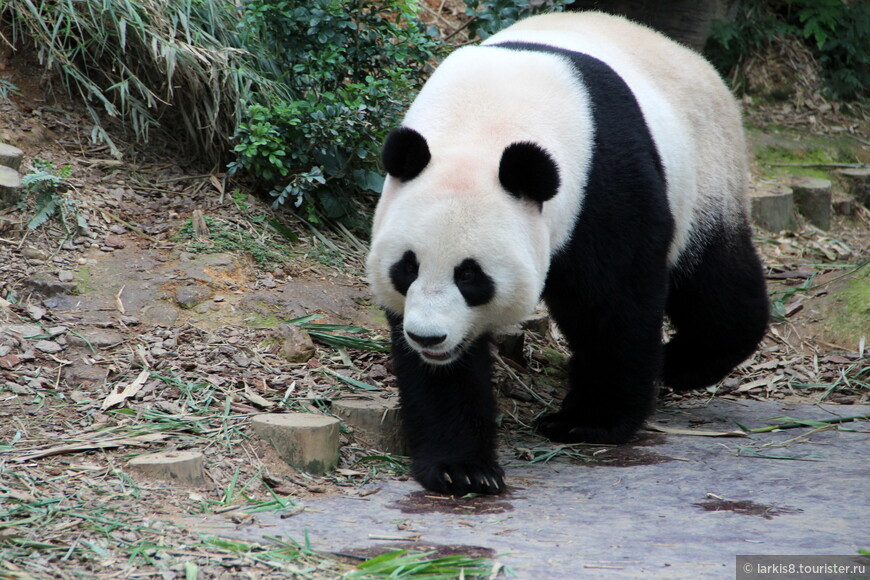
xmin=275 ymin=324 xmax=316 ymax=363
xmin=25 ymin=273 xmax=75 ymax=298
xmin=128 ymin=450 xmax=207 ymax=486
xmin=0 ymin=323 xmax=42 ymax=338
xmin=25 ymin=304 xmax=47 ymax=321
xmin=251 ymin=413 xmax=340 ymax=475
xmin=104 ymin=234 xmax=126 ymax=249
xmin=33 ymin=340 xmax=62 ymax=354
xmin=332 ymin=397 xmax=407 ymax=454
xmin=66 ymin=328 xmax=125 ymax=348
xmin=750 ymin=187 xmax=796 ymax=232
xmin=175 ymin=284 xmax=212 ymax=309
xmin=63 ymin=360 xmax=109 ymax=387
xmin=789 ymin=176 xmax=832 ymax=230
xmin=21 ymin=246 xmax=50 ymax=261
xmin=58 ymin=270 xmax=74 ymax=283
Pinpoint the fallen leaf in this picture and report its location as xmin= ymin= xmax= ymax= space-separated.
xmin=645 ymin=423 xmax=748 ymax=438
xmin=101 ymin=369 xmax=150 ymax=411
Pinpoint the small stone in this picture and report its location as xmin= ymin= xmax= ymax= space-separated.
xmin=99 ymin=246 xmax=115 ymax=252
xmin=25 ymin=304 xmax=47 ymax=321
xmin=4 ymin=381 xmax=34 ymax=395
xmin=175 ymin=284 xmax=212 ymax=309
xmin=275 ymin=324 xmax=316 ymax=363
xmin=58 ymin=270 xmax=74 ymax=283
xmin=33 ymin=340 xmax=62 ymax=353
xmin=21 ymin=246 xmax=49 ymax=261
xmin=104 ymin=234 xmax=126 ymax=249
xmin=150 ymin=347 xmax=168 ymax=357
xmin=67 ymin=328 xmax=125 ymax=348
xmin=109 ymin=224 xmax=127 ymax=235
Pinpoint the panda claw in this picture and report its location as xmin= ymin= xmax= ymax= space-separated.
xmin=443 ymin=472 xmax=453 ymax=484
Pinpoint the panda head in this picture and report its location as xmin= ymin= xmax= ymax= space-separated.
xmin=367 ymin=127 xmax=560 ymax=365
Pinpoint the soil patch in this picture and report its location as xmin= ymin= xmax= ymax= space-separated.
xmin=390 ymin=490 xmax=514 ymax=515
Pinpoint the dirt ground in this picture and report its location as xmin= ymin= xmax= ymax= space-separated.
xmin=0 ymin=43 xmax=868 ymax=580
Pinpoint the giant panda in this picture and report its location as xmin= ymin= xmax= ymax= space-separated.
xmin=366 ymin=11 xmax=769 ymax=496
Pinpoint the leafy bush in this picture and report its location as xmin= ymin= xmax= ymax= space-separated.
xmin=705 ymin=0 xmax=870 ymax=100
xmin=462 ymin=0 xmax=564 ymax=39
xmin=2 ymin=0 xmax=267 ymax=161
xmin=227 ymin=0 xmax=438 ymax=224
xmin=4 ymin=0 xmax=437 ymax=226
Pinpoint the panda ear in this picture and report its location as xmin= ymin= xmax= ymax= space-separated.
xmin=499 ymin=142 xmax=560 ymax=208
xmin=382 ymin=127 xmax=431 ymax=182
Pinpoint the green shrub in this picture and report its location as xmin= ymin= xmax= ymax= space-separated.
xmin=227 ymin=0 xmax=438 ymax=224
xmin=462 ymin=0 xmax=564 ymax=40
xmin=705 ymin=0 xmax=870 ymax=100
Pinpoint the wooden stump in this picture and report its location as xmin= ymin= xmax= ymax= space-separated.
xmin=128 ymin=450 xmax=206 ymax=486
xmin=832 ymin=193 xmax=855 ymax=216
xmin=0 ymin=143 xmax=23 ymax=171
xmin=251 ymin=413 xmax=340 ymax=475
xmin=332 ymin=397 xmax=407 ymax=455
xmin=837 ymin=167 xmax=870 ymax=209
xmin=750 ymin=186 xmax=795 ymax=232
xmin=789 ymin=176 xmax=832 ymax=230
xmin=0 ymin=166 xmax=21 ymax=209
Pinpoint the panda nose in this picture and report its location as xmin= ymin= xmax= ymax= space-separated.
xmin=407 ymin=332 xmax=447 ymax=348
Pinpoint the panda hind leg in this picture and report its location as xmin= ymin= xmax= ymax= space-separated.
xmin=537 ymin=296 xmax=665 ymax=445
xmin=663 ymin=228 xmax=769 ymax=392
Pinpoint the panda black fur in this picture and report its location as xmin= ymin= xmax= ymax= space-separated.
xmin=367 ymin=12 xmax=769 ymax=496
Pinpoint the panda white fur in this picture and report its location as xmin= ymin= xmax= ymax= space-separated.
xmin=367 ymin=12 xmax=769 ymax=495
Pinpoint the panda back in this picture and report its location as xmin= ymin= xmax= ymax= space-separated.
xmin=486 ymin=12 xmax=750 ymax=267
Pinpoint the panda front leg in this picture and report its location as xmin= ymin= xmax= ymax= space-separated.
xmin=387 ymin=313 xmax=505 ymax=495
xmin=538 ymin=292 xmax=665 ymax=445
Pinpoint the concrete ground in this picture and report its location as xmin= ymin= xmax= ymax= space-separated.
xmin=185 ymin=399 xmax=869 ymax=579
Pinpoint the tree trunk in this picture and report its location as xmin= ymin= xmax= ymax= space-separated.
xmin=565 ymin=0 xmax=727 ymax=52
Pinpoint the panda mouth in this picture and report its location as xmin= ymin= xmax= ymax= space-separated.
xmin=421 ymin=349 xmax=455 ymax=363
xmin=419 ymin=342 xmax=466 ymax=365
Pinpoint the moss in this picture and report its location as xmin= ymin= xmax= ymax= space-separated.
xmin=72 ymin=266 xmax=93 ymax=295
xmin=246 ymin=312 xmax=283 ymax=329
xmin=819 ymin=264 xmax=870 ymax=347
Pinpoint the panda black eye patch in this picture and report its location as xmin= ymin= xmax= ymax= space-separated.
xmin=389 ymin=250 xmax=419 ymax=296
xmin=454 ymin=259 xmax=495 ymax=307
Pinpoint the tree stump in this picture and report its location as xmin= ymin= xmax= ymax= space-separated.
xmin=332 ymin=397 xmax=407 ymax=455
xmin=0 ymin=143 xmax=23 ymax=171
xmin=750 ymin=186 xmax=795 ymax=232
xmin=251 ymin=413 xmax=340 ymax=475
xmin=128 ymin=450 xmax=206 ymax=486
xmin=789 ymin=176 xmax=832 ymax=230
xmin=0 ymin=166 xmax=21 ymax=209
xmin=832 ymin=193 xmax=855 ymax=216
xmin=837 ymin=167 xmax=870 ymax=209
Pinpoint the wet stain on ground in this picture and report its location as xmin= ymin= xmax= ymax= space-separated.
xmin=571 ymin=434 xmax=673 ymax=467
xmin=390 ymin=490 xmax=514 ymax=515
xmin=339 ymin=542 xmax=496 ymax=561
xmin=694 ymin=499 xmax=803 ymax=519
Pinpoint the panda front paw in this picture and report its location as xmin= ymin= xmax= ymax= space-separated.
xmin=537 ymin=412 xmax=638 ymax=445
xmin=412 ymin=459 xmax=506 ymax=496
